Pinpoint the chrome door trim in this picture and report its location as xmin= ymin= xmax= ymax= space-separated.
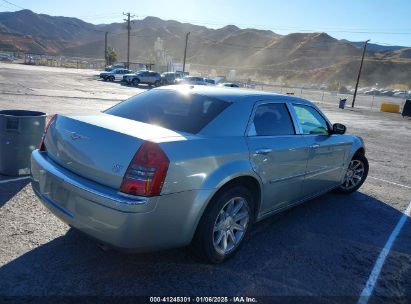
xmin=304 ymin=166 xmax=343 ymax=179
xmin=269 ymin=171 xmax=306 ymax=184
xmin=269 ymin=166 xmax=342 ymax=184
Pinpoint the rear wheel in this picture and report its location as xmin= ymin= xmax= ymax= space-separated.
xmin=192 ymin=186 xmax=253 ymax=263
xmin=335 ymin=153 xmax=369 ymax=193
xmin=109 ymin=76 xmax=115 ymax=82
xmin=154 ymin=80 xmax=160 ymax=87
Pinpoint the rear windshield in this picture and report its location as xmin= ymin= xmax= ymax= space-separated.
xmin=104 ymin=89 xmax=231 ymax=134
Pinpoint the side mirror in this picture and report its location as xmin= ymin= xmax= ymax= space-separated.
xmin=332 ymin=123 xmax=346 ymax=135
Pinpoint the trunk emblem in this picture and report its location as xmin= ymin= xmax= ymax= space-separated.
xmin=65 ymin=130 xmax=89 ymax=141
xmin=112 ymin=164 xmax=123 ymax=173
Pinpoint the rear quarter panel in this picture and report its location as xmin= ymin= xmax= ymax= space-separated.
xmin=160 ymin=137 xmax=257 ymax=194
xmin=158 ymin=98 xmax=257 ymax=194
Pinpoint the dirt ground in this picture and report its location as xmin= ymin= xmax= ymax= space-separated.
xmin=0 ymin=63 xmax=410 ymax=303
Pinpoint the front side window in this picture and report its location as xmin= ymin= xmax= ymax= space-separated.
xmin=249 ymin=103 xmax=295 ymax=136
xmin=293 ymin=104 xmax=329 ymax=135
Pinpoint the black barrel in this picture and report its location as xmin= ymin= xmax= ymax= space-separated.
xmin=402 ymin=100 xmax=411 ymax=117
xmin=339 ymin=98 xmax=347 ymax=109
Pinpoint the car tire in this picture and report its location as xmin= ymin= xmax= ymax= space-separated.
xmin=132 ymin=78 xmax=140 ymax=86
xmin=191 ymin=185 xmax=254 ymax=263
xmin=335 ymin=153 xmax=369 ymax=194
xmin=109 ymin=76 xmax=115 ymax=82
xmin=102 ymin=77 xmax=107 ymax=81
xmin=154 ymin=80 xmax=160 ymax=87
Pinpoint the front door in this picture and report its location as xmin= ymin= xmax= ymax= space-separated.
xmin=291 ymin=103 xmax=351 ymax=197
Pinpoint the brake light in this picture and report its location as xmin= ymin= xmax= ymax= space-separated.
xmin=39 ymin=114 xmax=57 ymax=151
xmin=120 ymin=141 xmax=169 ymax=197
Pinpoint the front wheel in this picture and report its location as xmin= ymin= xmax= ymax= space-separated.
xmin=132 ymin=78 xmax=140 ymax=86
xmin=192 ymin=186 xmax=254 ymax=263
xmin=335 ymin=153 xmax=369 ymax=193
xmin=109 ymin=76 xmax=115 ymax=82
xmin=154 ymin=80 xmax=160 ymax=87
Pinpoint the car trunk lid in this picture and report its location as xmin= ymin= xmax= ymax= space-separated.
xmin=44 ymin=113 xmax=187 ymax=189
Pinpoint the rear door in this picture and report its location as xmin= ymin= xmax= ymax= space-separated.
xmin=290 ymin=103 xmax=351 ymax=197
xmin=246 ymin=101 xmax=309 ymax=215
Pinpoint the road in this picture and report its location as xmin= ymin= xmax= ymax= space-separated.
xmin=0 ymin=63 xmax=410 ymax=303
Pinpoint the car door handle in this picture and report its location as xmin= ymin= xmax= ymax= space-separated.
xmin=310 ymin=144 xmax=320 ymax=149
xmin=255 ymin=148 xmax=272 ymax=155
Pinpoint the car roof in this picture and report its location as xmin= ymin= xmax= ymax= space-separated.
xmin=154 ymin=85 xmax=314 ymax=105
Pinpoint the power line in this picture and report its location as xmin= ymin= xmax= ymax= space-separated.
xmin=134 ymin=14 xmax=411 ymax=36
xmin=1 ymin=0 xmax=23 ymax=9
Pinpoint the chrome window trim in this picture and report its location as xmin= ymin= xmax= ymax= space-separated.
xmin=285 ymin=102 xmax=303 ymax=135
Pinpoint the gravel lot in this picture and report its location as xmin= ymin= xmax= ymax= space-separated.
xmin=0 ymin=63 xmax=410 ymax=303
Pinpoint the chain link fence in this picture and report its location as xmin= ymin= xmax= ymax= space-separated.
xmin=254 ymin=83 xmax=408 ymax=111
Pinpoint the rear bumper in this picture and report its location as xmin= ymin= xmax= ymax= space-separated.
xmin=31 ymin=150 xmax=210 ymax=251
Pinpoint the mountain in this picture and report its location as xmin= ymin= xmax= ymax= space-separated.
xmin=0 ymin=10 xmax=410 ymax=88
xmin=378 ymin=48 xmax=411 ymax=59
xmin=0 ymin=9 xmax=97 ymax=42
xmin=349 ymin=41 xmax=406 ymax=53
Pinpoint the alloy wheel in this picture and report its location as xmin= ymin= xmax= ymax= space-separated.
xmin=213 ymin=197 xmax=250 ymax=255
xmin=341 ymin=159 xmax=365 ymax=191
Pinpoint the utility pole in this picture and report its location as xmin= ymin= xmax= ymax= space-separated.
xmin=182 ymin=32 xmax=190 ymax=73
xmin=352 ymin=39 xmax=370 ymax=108
xmin=123 ymin=12 xmax=135 ymax=69
xmin=104 ymin=31 xmax=108 ymax=67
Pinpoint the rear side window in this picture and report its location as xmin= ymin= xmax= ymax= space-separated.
xmin=249 ymin=103 xmax=295 ymax=136
xmin=105 ymin=90 xmax=231 ymax=134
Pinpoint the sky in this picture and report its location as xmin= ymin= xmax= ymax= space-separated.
xmin=1 ymin=0 xmax=411 ymax=47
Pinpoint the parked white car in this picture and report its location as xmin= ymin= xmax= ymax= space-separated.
xmin=99 ymin=68 xmax=132 ymax=82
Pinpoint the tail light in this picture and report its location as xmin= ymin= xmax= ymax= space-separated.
xmin=39 ymin=114 xmax=57 ymax=151
xmin=120 ymin=141 xmax=169 ymax=197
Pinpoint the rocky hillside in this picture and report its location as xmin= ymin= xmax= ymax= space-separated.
xmin=1 ymin=10 xmax=410 ymax=87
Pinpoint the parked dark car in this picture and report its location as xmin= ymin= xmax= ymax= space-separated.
xmin=219 ymin=82 xmax=240 ymax=88
xmin=204 ymin=78 xmax=216 ymax=85
xmin=161 ymin=72 xmax=182 ymax=85
xmin=177 ymin=76 xmax=207 ymax=85
xmin=124 ymin=71 xmax=162 ymax=87
xmin=105 ymin=64 xmax=126 ymax=72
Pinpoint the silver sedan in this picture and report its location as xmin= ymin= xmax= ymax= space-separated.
xmin=31 ymin=85 xmax=368 ymax=263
